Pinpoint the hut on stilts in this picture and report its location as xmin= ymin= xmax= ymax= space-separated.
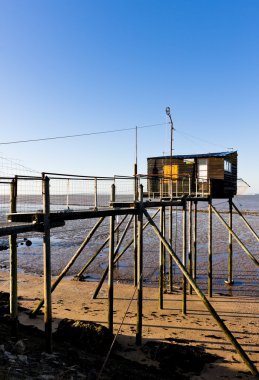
xmin=0 ymin=150 xmax=258 ymax=375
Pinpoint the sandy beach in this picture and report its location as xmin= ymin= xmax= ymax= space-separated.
xmin=0 ymin=271 xmax=258 ymax=379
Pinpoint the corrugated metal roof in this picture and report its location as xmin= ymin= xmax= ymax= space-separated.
xmin=147 ymin=151 xmax=237 ymax=160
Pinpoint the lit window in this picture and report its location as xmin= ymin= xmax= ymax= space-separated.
xmin=224 ymin=160 xmax=232 ymax=172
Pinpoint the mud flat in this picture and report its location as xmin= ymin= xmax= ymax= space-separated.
xmin=0 ymin=271 xmax=258 ymax=379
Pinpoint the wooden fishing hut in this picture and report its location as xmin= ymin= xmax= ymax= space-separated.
xmin=147 ymin=151 xmax=238 ymax=198
xmin=1 ymin=164 xmax=259 ymax=376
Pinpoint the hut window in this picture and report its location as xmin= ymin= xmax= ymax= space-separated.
xmin=163 ymin=164 xmax=178 ymax=182
xmin=198 ymin=159 xmax=208 ymax=181
xmin=224 ymin=160 xmax=232 ymax=172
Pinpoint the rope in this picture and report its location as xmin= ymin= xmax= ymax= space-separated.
xmin=97 ymin=275 xmax=142 ymax=379
xmin=0 ymin=123 xmax=169 ymax=146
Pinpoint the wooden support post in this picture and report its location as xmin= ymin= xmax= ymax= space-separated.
xmin=76 ymin=215 xmax=127 ymax=278
xmin=94 ymin=177 xmax=98 ymax=210
xmin=42 ymin=175 xmax=52 ymax=353
xmin=136 ymin=185 xmax=143 ymax=345
xmin=163 ymin=206 xmax=166 ymax=281
xmin=92 ymin=210 xmax=160 ymax=300
xmin=142 ymin=208 xmax=259 ymax=378
xmin=226 ymin=197 xmax=234 ymax=285
xmin=188 ymin=201 xmax=193 ymax=294
xmin=31 ymin=217 xmax=105 ymax=317
xmin=211 ymin=205 xmax=259 ymax=266
xmin=159 ymin=206 xmax=165 ymax=309
xmin=182 ymin=200 xmax=187 ymax=314
xmin=168 ymin=205 xmax=173 ymax=292
xmin=9 ymin=177 xmax=18 ymax=335
xmin=114 ymin=215 xmax=133 ymax=261
xmin=116 ymin=216 xmax=120 ymax=247
xmin=211 ymin=206 xmax=259 ymax=266
xmin=232 ymin=201 xmax=259 ymax=242
xmin=193 ymin=201 xmax=197 ymax=280
xmin=92 ymin=215 xmax=133 ymax=300
xmin=108 ymin=184 xmax=115 ymax=333
xmin=134 ymin=163 xmax=138 ymax=202
xmin=208 ymin=198 xmax=213 ymax=298
xmin=170 ymin=179 xmax=173 ymax=199
xmin=134 ymin=215 xmax=138 ymax=287
xmin=66 ymin=179 xmax=70 ymax=209
xmin=114 ymin=209 xmax=160 ymax=266
xmin=134 ymin=167 xmax=138 ymax=287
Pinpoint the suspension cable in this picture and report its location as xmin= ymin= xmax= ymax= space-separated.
xmin=97 ymin=274 xmax=142 ymax=379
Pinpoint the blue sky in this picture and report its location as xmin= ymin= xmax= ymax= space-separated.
xmin=1 ymin=0 xmax=259 ymax=192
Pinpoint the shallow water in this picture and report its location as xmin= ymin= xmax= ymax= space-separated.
xmin=0 ymin=195 xmax=258 ymax=297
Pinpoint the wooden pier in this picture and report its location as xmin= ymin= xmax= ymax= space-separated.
xmin=0 ymin=172 xmax=258 ymax=376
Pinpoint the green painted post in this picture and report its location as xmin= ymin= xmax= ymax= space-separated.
xmin=9 ymin=177 xmax=18 ymax=335
xmin=182 ymin=200 xmax=187 ymax=314
xmin=136 ymin=185 xmax=143 ymax=345
xmin=163 ymin=206 xmax=167 ymax=284
xmin=168 ymin=205 xmax=173 ymax=292
xmin=226 ymin=197 xmax=234 ymax=285
xmin=159 ymin=206 xmax=165 ymax=309
xmin=188 ymin=201 xmax=193 ymax=294
xmin=193 ymin=201 xmax=197 ymax=279
xmin=208 ymin=198 xmax=212 ymax=298
xmin=42 ymin=175 xmax=52 ymax=353
xmin=134 ymin=215 xmax=138 ymax=287
xmin=108 ymin=184 xmax=115 ymax=333
xmin=134 ymin=166 xmax=138 ymax=286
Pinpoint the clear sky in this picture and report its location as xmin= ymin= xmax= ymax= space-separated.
xmin=1 ymin=0 xmax=259 ymax=192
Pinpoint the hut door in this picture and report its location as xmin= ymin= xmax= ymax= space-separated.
xmin=198 ymin=159 xmax=208 ymax=182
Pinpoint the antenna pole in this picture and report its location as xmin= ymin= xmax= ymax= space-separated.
xmin=135 ymin=126 xmax=138 ymax=168
xmin=134 ymin=126 xmax=138 ymax=201
xmin=165 ymin=107 xmax=174 ymax=195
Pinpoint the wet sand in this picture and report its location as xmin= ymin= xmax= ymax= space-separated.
xmin=0 ymin=195 xmax=258 ymax=377
xmin=0 ymin=271 xmax=258 ymax=379
xmin=0 ymin=206 xmax=259 ymax=295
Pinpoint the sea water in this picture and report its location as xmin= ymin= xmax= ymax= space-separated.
xmin=0 ymin=195 xmax=258 ymax=296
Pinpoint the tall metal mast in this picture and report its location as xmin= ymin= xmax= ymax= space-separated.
xmin=165 ymin=107 xmax=174 ymax=187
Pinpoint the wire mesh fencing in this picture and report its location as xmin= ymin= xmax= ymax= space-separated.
xmin=1 ymin=171 xmax=212 ymax=218
xmin=0 ymin=173 xmax=140 ymax=216
xmin=113 ymin=176 xmax=136 ymax=203
xmin=0 ymin=179 xmax=12 ymax=222
xmin=15 ymin=176 xmax=43 ymax=213
xmin=47 ymin=176 xmax=117 ymax=211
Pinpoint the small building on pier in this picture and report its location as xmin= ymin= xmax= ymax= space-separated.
xmin=147 ymin=151 xmax=238 ymax=198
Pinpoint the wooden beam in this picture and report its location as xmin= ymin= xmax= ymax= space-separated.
xmin=108 ymin=185 xmax=115 ymax=333
xmin=42 ymin=175 xmax=52 ymax=353
xmin=9 ymin=178 xmax=18 ymax=336
xmin=136 ymin=185 xmax=143 ymax=345
xmin=143 ymin=208 xmax=259 ymax=377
